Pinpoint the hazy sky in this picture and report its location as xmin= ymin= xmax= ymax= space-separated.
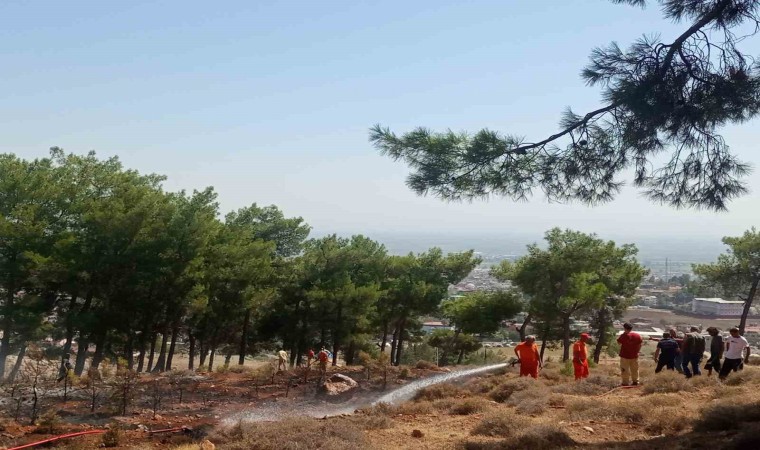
xmin=2 ymin=0 xmax=758 ymax=242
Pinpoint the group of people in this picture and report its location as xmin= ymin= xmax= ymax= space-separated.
xmin=653 ymin=325 xmax=750 ymax=381
xmin=513 ymin=322 xmax=752 ymax=385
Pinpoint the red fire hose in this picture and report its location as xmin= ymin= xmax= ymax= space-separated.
xmin=6 ymin=425 xmax=190 ymax=450
xmin=7 ymin=429 xmax=106 ymax=450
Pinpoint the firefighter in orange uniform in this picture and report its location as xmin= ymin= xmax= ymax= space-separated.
xmin=573 ymin=333 xmax=590 ymax=380
xmin=514 ymin=335 xmax=541 ymax=378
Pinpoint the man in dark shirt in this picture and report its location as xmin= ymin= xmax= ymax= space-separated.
xmin=682 ymin=326 xmax=706 ymax=378
xmin=653 ymin=332 xmax=679 ymax=373
xmin=704 ymin=327 xmax=723 ymax=376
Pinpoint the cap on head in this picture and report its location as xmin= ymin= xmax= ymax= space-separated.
xmin=623 ymin=323 xmax=633 ymax=330
xmin=730 ymin=327 xmax=740 ymax=334
xmin=580 ymin=333 xmax=590 ymax=340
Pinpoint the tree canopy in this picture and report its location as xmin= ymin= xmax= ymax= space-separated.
xmin=371 ymin=0 xmax=760 ymax=210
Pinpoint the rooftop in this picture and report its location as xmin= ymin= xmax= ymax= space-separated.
xmin=694 ymin=297 xmax=744 ymax=304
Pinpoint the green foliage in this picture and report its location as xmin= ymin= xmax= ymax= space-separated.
xmin=441 ymin=290 xmax=522 ymax=335
xmin=371 ymin=1 xmax=760 ymax=211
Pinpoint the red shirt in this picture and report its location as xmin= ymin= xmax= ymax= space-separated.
xmin=617 ymin=332 xmax=642 ymax=359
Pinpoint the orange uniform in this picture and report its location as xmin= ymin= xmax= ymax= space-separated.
xmin=515 ymin=342 xmax=540 ymax=378
xmin=573 ymin=340 xmax=589 ymax=380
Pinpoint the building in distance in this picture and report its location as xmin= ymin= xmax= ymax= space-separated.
xmin=691 ymin=297 xmax=744 ymax=316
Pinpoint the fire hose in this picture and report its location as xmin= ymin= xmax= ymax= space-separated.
xmin=6 ymin=425 xmax=191 ymax=450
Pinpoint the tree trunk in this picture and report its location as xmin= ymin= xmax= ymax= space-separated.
xmin=0 ymin=279 xmax=17 ymax=379
xmin=147 ymin=333 xmax=157 ymax=372
xmin=62 ymin=294 xmax=79 ymax=356
xmin=136 ymin=329 xmax=148 ymax=373
xmin=390 ymin=323 xmax=399 ymax=365
xmin=739 ymin=278 xmax=759 ymax=336
xmin=208 ymin=346 xmax=216 ymax=372
xmin=188 ymin=333 xmax=196 ymax=370
xmin=166 ymin=321 xmax=180 ymax=371
xmin=90 ymin=331 xmax=107 ymax=369
xmin=457 ymin=348 xmax=465 ymax=365
xmin=74 ymin=339 xmax=89 ymax=376
xmin=198 ymin=340 xmax=207 ymax=368
xmin=518 ymin=314 xmax=531 ymax=342
xmin=124 ymin=334 xmax=134 ymax=370
xmin=380 ymin=321 xmax=389 ymax=352
xmin=73 ymin=291 xmax=95 ymax=376
xmin=394 ymin=319 xmax=407 ymax=366
xmin=561 ymin=315 xmax=571 ymax=362
xmin=345 ymin=340 xmax=356 ymax=365
xmin=152 ymin=326 xmax=170 ymax=372
xmin=238 ymin=308 xmax=252 ymax=365
xmin=6 ymin=344 xmax=26 ymax=382
xmin=593 ymin=308 xmax=610 ymax=364
xmin=539 ymin=323 xmax=550 ymax=362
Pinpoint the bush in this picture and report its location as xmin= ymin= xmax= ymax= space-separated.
xmin=228 ymin=365 xmax=251 ymax=374
xmin=214 ymin=417 xmax=367 ymax=450
xmin=696 ymin=401 xmax=760 ymax=431
xmin=414 ymin=383 xmax=467 ymax=401
xmin=489 ymin=377 xmax=536 ymax=403
xmin=470 ymin=410 xmax=519 ymax=437
xmin=566 ymin=398 xmax=645 ymax=423
xmin=416 ymin=360 xmax=437 ymax=370
xmin=643 ymin=407 xmax=690 ymax=434
xmin=507 ymin=389 xmax=549 ymax=415
xmin=641 ymin=370 xmax=694 ymax=394
xmin=35 ymin=410 xmax=62 ymax=434
xmin=398 ymin=367 xmax=411 ymax=379
xmin=723 ymin=368 xmax=760 ymax=386
xmin=101 ymin=428 xmax=122 ymax=448
xmin=394 ymin=401 xmax=434 ymax=415
xmin=449 ymin=397 xmax=490 ymax=415
xmin=559 ymin=361 xmax=574 ymax=377
xmin=510 ymin=424 xmax=576 ymax=450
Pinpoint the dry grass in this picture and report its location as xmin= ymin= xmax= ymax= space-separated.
xmin=641 ymin=370 xmax=695 ymax=394
xmin=488 ymin=377 xmax=538 ymax=403
xmin=566 ymin=398 xmax=645 ymax=423
xmin=394 ymin=400 xmax=435 ymax=415
xmin=465 ymin=422 xmax=576 ymax=450
xmin=506 ymin=388 xmax=550 ymax=415
xmin=723 ymin=367 xmax=760 ymax=386
xmin=551 ymin=374 xmax=618 ymax=396
xmin=696 ymin=400 xmax=760 ymax=431
xmin=448 ymin=397 xmax=492 ymax=415
xmin=413 ymin=382 xmax=468 ymax=401
xmin=470 ymin=409 xmax=519 ymax=437
xmin=214 ymin=417 xmax=367 ymax=450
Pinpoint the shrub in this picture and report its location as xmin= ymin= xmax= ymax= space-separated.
xmin=641 ymin=371 xmax=694 ymax=394
xmin=416 ymin=360 xmax=437 ymax=370
xmin=101 ymin=428 xmax=122 ymax=448
xmin=489 ymin=377 xmax=536 ymax=403
xmin=566 ymin=398 xmax=645 ymax=423
xmin=414 ymin=383 xmax=467 ymax=401
xmin=214 ymin=417 xmax=366 ymax=450
xmin=510 ymin=423 xmax=576 ymax=450
xmin=449 ymin=397 xmax=490 ymax=415
xmin=228 ymin=365 xmax=251 ymax=374
xmin=471 ymin=410 xmax=519 ymax=437
xmin=646 ymin=393 xmax=683 ymax=407
xmin=507 ymin=389 xmax=549 ymax=415
xmin=730 ymin=423 xmax=760 ymax=449
xmin=643 ymin=407 xmax=690 ymax=434
xmin=394 ymin=401 xmax=434 ymax=415
xmin=696 ymin=401 xmax=760 ymax=431
xmin=723 ymin=368 xmax=760 ymax=386
xmin=35 ymin=410 xmax=62 ymax=434
xmin=559 ymin=361 xmax=574 ymax=377
xmin=399 ymin=367 xmax=411 ymax=379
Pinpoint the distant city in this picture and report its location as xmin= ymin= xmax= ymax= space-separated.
xmin=317 ymin=231 xmax=727 ymax=279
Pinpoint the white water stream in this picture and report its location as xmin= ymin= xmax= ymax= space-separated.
xmin=224 ymin=363 xmax=507 ymax=425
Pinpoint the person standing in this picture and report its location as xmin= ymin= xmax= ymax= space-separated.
xmin=306 ymin=348 xmax=315 ymax=368
xmin=704 ymin=327 xmax=723 ymax=377
xmin=617 ymin=323 xmax=643 ymax=386
xmin=514 ymin=335 xmax=541 ymax=379
xmin=669 ymin=329 xmax=685 ymax=374
xmin=719 ymin=327 xmax=750 ymax=381
xmin=572 ymin=333 xmax=590 ymax=380
xmin=682 ymin=326 xmax=706 ymax=378
xmin=277 ymin=350 xmax=288 ymax=372
xmin=653 ymin=332 xmax=679 ymax=373
xmin=57 ymin=353 xmax=73 ymax=383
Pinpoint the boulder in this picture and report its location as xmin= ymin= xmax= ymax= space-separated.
xmin=321 ymin=373 xmax=359 ymax=396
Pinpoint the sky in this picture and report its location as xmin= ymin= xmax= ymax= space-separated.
xmin=1 ymin=0 xmax=758 ymax=248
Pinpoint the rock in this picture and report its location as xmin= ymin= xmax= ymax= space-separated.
xmin=583 ymin=426 xmax=594 ymax=433
xmin=200 ymin=440 xmax=216 ymax=450
xmin=321 ymin=373 xmax=359 ymax=396
xmin=136 ymin=424 xmax=149 ymax=432
xmin=412 ymin=430 xmax=424 ymax=438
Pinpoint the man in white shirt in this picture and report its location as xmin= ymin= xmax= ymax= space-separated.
xmin=719 ymin=327 xmax=750 ymax=381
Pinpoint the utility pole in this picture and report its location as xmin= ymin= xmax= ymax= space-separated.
xmin=665 ymin=257 xmax=669 ymax=288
